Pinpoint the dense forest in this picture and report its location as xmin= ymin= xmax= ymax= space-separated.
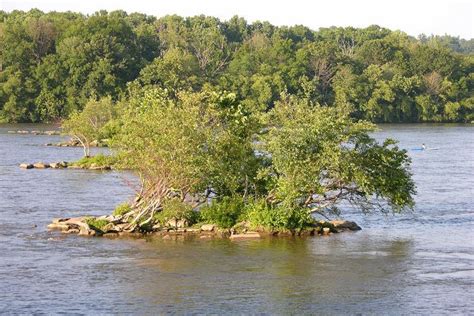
xmin=0 ymin=9 xmax=473 ymax=123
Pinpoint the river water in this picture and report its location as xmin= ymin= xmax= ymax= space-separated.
xmin=0 ymin=123 xmax=473 ymax=315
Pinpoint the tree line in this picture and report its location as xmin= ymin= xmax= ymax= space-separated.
xmin=0 ymin=9 xmax=473 ymax=123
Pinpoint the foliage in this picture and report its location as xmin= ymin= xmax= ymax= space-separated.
xmin=245 ymin=199 xmax=315 ymax=231
xmin=84 ymin=217 xmax=110 ymax=231
xmin=112 ymin=203 xmax=132 ymax=216
xmin=260 ymin=96 xmax=416 ymax=213
xmin=0 ymin=10 xmax=472 ymax=123
xmin=200 ymin=196 xmax=246 ymax=228
xmin=108 ymin=87 xmax=416 ymax=231
xmin=62 ymin=97 xmax=116 ymax=156
xmin=72 ymin=153 xmax=117 ymax=168
xmin=154 ymin=199 xmax=201 ymax=225
xmin=111 ymin=87 xmax=260 ymax=227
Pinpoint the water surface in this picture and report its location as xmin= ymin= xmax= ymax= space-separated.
xmin=0 ymin=123 xmax=473 ymax=314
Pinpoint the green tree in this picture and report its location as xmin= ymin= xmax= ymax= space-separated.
xmin=62 ymin=97 xmax=116 ymax=157
xmin=259 ymin=96 xmax=415 ymax=215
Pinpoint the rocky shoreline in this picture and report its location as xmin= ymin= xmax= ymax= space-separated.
xmin=47 ymin=216 xmax=361 ymax=240
xmin=19 ymin=161 xmax=112 ymax=170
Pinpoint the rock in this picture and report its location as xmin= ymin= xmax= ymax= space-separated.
xmin=47 ymin=223 xmax=70 ymax=231
xmin=330 ymin=220 xmax=361 ymax=231
xmin=200 ymin=224 xmax=215 ymax=232
xmin=19 ymin=163 xmax=34 ymax=169
xmin=230 ymin=232 xmax=261 ymax=240
xmin=44 ymin=131 xmax=59 ymax=136
xmin=62 ymin=228 xmax=80 ymax=234
xmin=58 ymin=161 xmax=68 ymax=168
xmin=322 ymin=227 xmax=331 ymax=235
xmin=90 ymin=140 xmax=99 ymax=147
xmin=166 ymin=218 xmax=188 ymax=228
xmin=49 ymin=161 xmax=68 ymax=169
xmin=162 ymin=235 xmax=171 ymax=240
xmin=52 ymin=217 xmax=69 ymax=224
xmin=18 ymin=130 xmax=29 ymax=134
xmin=184 ymin=228 xmax=200 ymax=233
xmin=33 ymin=162 xmax=50 ymax=169
xmin=68 ymin=165 xmax=83 ymax=169
xmin=78 ymin=229 xmax=95 ymax=236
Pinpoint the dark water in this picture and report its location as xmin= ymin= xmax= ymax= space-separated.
xmin=0 ymin=123 xmax=473 ymax=315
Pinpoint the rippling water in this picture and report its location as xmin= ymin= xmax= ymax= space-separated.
xmin=0 ymin=123 xmax=473 ymax=314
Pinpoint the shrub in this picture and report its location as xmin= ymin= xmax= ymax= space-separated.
xmin=200 ymin=196 xmax=245 ymax=228
xmin=73 ymin=153 xmax=116 ymax=168
xmin=154 ymin=198 xmax=201 ymax=225
xmin=84 ymin=217 xmax=110 ymax=231
xmin=113 ymin=203 xmax=131 ymax=216
xmin=246 ymin=199 xmax=314 ymax=231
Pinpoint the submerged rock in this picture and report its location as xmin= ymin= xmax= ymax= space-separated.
xmin=330 ymin=220 xmax=361 ymax=232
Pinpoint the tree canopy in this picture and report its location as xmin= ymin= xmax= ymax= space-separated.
xmin=0 ymin=10 xmax=473 ymax=123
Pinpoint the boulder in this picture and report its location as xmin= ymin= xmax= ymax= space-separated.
xmin=33 ymin=162 xmax=50 ymax=169
xmin=322 ymin=227 xmax=331 ymax=235
xmin=62 ymin=228 xmax=80 ymax=234
xmin=47 ymin=223 xmax=70 ymax=231
xmin=200 ymin=224 xmax=215 ymax=232
xmin=330 ymin=220 xmax=361 ymax=231
xmin=230 ymin=232 xmax=261 ymax=240
xmin=52 ymin=218 xmax=69 ymax=224
xmin=166 ymin=218 xmax=188 ymax=228
xmin=19 ymin=163 xmax=34 ymax=169
xmin=58 ymin=161 xmax=68 ymax=168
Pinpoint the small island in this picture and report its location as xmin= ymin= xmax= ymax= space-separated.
xmin=45 ymin=89 xmax=415 ymax=239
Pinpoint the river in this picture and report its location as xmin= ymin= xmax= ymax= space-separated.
xmin=0 ymin=123 xmax=473 ymax=315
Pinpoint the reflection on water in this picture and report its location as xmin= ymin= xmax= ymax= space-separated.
xmin=0 ymin=123 xmax=473 ymax=314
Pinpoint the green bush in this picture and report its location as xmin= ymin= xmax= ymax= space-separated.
xmin=73 ymin=153 xmax=116 ymax=168
xmin=246 ymin=199 xmax=314 ymax=231
xmin=113 ymin=203 xmax=132 ymax=216
xmin=200 ymin=196 xmax=245 ymax=228
xmin=84 ymin=217 xmax=110 ymax=231
xmin=154 ymin=198 xmax=201 ymax=225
